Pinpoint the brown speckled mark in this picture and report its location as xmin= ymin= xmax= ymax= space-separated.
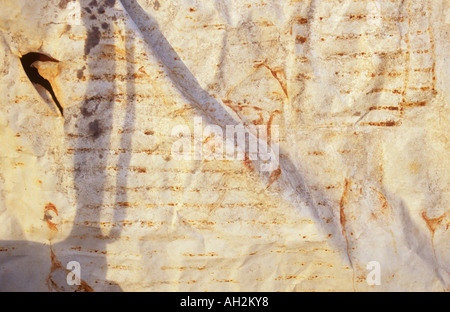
xmin=361 ymin=120 xmax=400 ymax=127
xmin=295 ymin=35 xmax=307 ymax=44
xmin=295 ymin=17 xmax=308 ymax=24
xmin=369 ymin=106 xmax=400 ymax=111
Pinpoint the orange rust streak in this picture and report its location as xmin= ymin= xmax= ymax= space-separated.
xmin=44 ymin=203 xmax=59 ymax=232
xmin=361 ymin=121 xmax=400 ymax=127
xmin=339 ymin=179 xmax=351 ymax=238
xmin=255 ymin=63 xmax=288 ymax=98
xmin=267 ymin=109 xmax=281 ymax=144
xmin=421 ymin=211 xmax=445 ymax=237
xmin=242 ymin=153 xmax=255 ymax=172
xmin=48 ymin=248 xmax=94 ymax=292
xmin=266 ymin=167 xmax=282 ymax=189
xmin=401 ymin=101 xmax=426 ymax=107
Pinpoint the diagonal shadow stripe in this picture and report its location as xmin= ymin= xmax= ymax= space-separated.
xmin=118 ymin=0 xmax=348 ymax=254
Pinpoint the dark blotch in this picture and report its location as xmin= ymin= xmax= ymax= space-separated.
xmin=101 ymin=22 xmax=109 ymax=30
xmin=85 ymin=26 xmax=100 ymax=55
xmin=58 ymin=0 xmax=74 ymax=9
xmin=153 ymin=0 xmax=160 ymax=10
xmin=80 ymin=107 xmax=92 ymax=117
xmin=80 ymin=100 xmax=96 ymax=117
xmin=105 ymin=0 xmax=116 ymax=8
xmin=77 ymin=66 xmax=86 ymax=79
xmin=88 ymin=120 xmax=102 ymax=139
xmin=89 ymin=0 xmax=97 ymax=7
xmin=84 ymin=7 xmax=92 ymax=14
xmin=97 ymin=6 xmax=105 ymax=14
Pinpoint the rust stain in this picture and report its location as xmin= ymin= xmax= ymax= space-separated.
xmin=361 ymin=120 xmax=400 ymax=127
xmin=307 ymin=151 xmax=324 ymax=156
xmin=214 ymin=278 xmax=237 ymax=283
xmin=421 ymin=211 xmax=447 ymax=264
xmin=254 ymin=63 xmax=288 ymax=98
xmin=267 ymin=109 xmax=281 ymax=144
xmin=369 ymin=106 xmax=400 ymax=111
xmin=183 ymin=252 xmax=218 ymax=257
xmin=295 ymin=35 xmax=307 ymax=44
xmin=242 ymin=153 xmax=255 ymax=172
xmin=426 ymin=5 xmax=437 ymax=93
xmin=266 ymin=166 xmax=282 ymax=189
xmin=131 ymin=167 xmax=147 ymax=173
xmin=295 ymin=17 xmax=308 ymax=24
xmin=348 ymin=14 xmax=366 ymax=20
xmin=47 ymin=248 xmax=63 ymax=291
xmin=77 ymin=280 xmax=95 ymax=292
xmin=296 ymin=72 xmax=311 ymax=80
xmin=366 ymin=88 xmax=402 ymax=95
xmin=400 ymin=3 xmax=411 ymax=115
xmin=339 ymin=179 xmax=350 ymax=238
xmin=401 ymin=101 xmax=426 ymax=108
xmin=44 ymin=203 xmax=59 ymax=232
xmin=296 ymin=56 xmax=309 ymax=63
xmin=421 ymin=211 xmax=445 ymax=238
xmin=251 ymin=112 xmax=264 ymax=126
xmin=371 ymin=188 xmax=392 ymax=219
xmin=161 ymin=266 xmax=206 ymax=271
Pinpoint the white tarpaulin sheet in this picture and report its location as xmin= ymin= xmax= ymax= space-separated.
xmin=0 ymin=0 xmax=448 ymax=291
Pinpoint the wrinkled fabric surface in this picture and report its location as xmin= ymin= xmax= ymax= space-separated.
xmin=0 ymin=0 xmax=448 ymax=291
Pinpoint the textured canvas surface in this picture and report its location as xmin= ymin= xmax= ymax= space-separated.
xmin=0 ymin=0 xmax=448 ymax=291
